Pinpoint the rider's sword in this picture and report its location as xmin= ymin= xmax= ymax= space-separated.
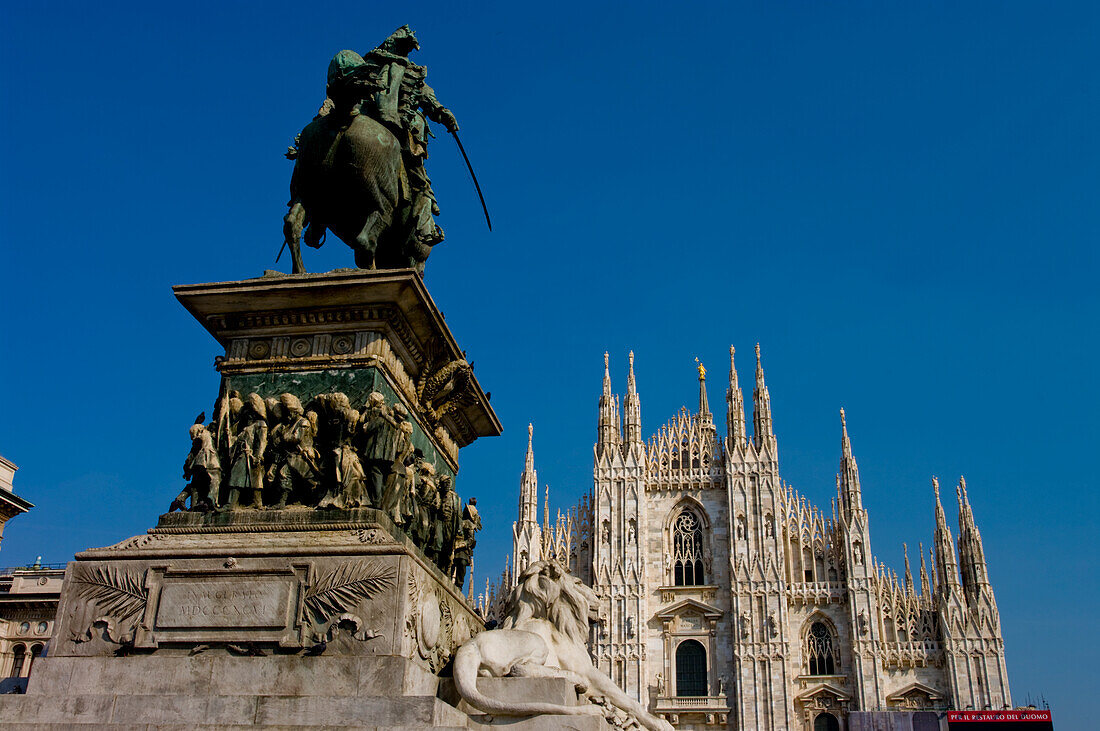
xmin=450 ymin=129 xmax=492 ymax=232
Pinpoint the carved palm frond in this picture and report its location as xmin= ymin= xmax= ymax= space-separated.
xmin=71 ymin=564 xmax=148 ymax=626
xmin=305 ymin=561 xmax=397 ymax=622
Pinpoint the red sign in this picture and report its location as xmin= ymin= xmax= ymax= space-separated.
xmin=948 ymin=710 xmax=1052 ymax=723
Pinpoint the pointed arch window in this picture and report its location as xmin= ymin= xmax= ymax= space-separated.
xmin=807 ymin=621 xmax=838 ymax=675
xmin=673 ymin=511 xmax=705 ymax=586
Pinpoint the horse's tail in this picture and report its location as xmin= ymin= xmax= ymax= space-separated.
xmin=452 ymin=641 xmax=598 ymax=718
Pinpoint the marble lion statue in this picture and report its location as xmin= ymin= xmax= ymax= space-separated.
xmin=453 ymin=560 xmax=673 ymax=731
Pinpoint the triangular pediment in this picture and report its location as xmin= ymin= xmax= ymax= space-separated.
xmin=655 ymin=597 xmax=723 ymax=620
xmin=886 ymin=682 xmax=943 ymax=702
xmin=795 ymin=682 xmax=851 ymax=703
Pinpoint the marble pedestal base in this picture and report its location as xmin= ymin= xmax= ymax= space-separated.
xmin=439 ymin=677 xmax=611 ymax=730
xmin=0 ymin=511 xmax=481 ymax=728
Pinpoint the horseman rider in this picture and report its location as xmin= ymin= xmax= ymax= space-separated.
xmin=285 ymin=26 xmax=460 ymax=273
xmin=360 ymin=25 xmax=459 ymax=248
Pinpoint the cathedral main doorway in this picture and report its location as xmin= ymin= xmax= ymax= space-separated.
xmin=814 ymin=712 xmax=840 ymax=731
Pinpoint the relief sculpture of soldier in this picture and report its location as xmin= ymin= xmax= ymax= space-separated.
xmin=170 ymin=415 xmax=221 ymax=512
xmin=315 ymin=393 xmax=367 ymax=509
xmin=391 ymin=421 xmax=417 ymax=527
xmin=357 ymin=392 xmax=394 ymax=509
xmin=431 ymin=475 xmax=461 ymax=572
xmin=219 ymin=394 xmax=268 ymax=512
xmin=281 ymin=25 xmax=489 ymax=274
xmin=451 ymin=497 xmax=481 ymax=589
xmin=411 ymin=456 xmax=439 ymax=551
xmin=271 ymin=394 xmax=321 ymax=509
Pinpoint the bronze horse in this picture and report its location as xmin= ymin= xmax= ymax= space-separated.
xmin=283 ymin=107 xmax=434 ymax=275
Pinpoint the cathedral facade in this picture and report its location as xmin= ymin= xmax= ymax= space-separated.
xmin=491 ymin=347 xmax=1011 ymax=731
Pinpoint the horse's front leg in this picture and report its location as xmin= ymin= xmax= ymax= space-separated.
xmin=283 ymin=201 xmax=308 ymax=274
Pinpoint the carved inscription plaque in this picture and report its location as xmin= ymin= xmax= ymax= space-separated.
xmin=156 ymin=578 xmax=291 ymax=629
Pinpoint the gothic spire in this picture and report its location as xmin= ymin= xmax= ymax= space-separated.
xmin=956 ymin=476 xmax=990 ymax=595
xmin=726 ymin=345 xmax=746 ymax=448
xmin=752 ymin=343 xmax=776 ymax=452
xmin=933 ymin=477 xmax=960 ymax=590
xmin=597 ymin=352 xmax=621 ymax=456
xmin=927 ymin=544 xmax=936 ymax=596
xmin=623 ymin=350 xmax=643 ymax=449
xmin=838 ymin=408 xmax=863 ymax=514
xmin=518 ymin=423 xmax=539 ymax=525
xmin=919 ymin=541 xmax=931 ymax=598
xmin=903 ymin=543 xmax=914 ymax=593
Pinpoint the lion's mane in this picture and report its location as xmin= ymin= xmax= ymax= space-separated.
xmin=501 ymin=560 xmax=596 ymax=647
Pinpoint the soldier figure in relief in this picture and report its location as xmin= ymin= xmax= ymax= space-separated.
xmin=334 ymin=404 xmax=368 ymax=508
xmin=357 ymin=392 xmax=393 ymax=507
xmin=464 ymin=496 xmax=482 ymax=532
xmin=220 ymin=393 xmax=268 ymax=511
xmin=318 ymin=395 xmax=367 ymax=509
xmin=271 ymin=393 xmax=320 ymax=509
xmin=171 ymin=419 xmax=221 ymax=512
xmin=376 ymin=404 xmax=414 ymax=522
xmin=412 ymin=457 xmax=439 ymax=550
xmin=451 ymin=497 xmax=481 ymax=589
xmin=432 ymin=475 xmax=461 ymax=572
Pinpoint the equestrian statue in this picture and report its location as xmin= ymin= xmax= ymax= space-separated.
xmin=280 ymin=25 xmax=489 ymax=275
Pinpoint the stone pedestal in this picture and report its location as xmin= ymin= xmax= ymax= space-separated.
xmin=439 ymin=677 xmax=611 ymax=730
xmin=0 ymin=269 xmax=506 ymax=728
xmin=3 ymin=513 xmax=480 ymax=728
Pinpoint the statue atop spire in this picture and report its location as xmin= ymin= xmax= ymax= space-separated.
xmin=840 ymin=407 xmax=852 ymax=458
xmin=623 ymin=350 xmax=643 ymax=450
xmin=694 ymin=357 xmax=710 ymax=417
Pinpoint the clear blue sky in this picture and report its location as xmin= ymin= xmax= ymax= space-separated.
xmin=2 ymin=2 xmax=1096 ymax=726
